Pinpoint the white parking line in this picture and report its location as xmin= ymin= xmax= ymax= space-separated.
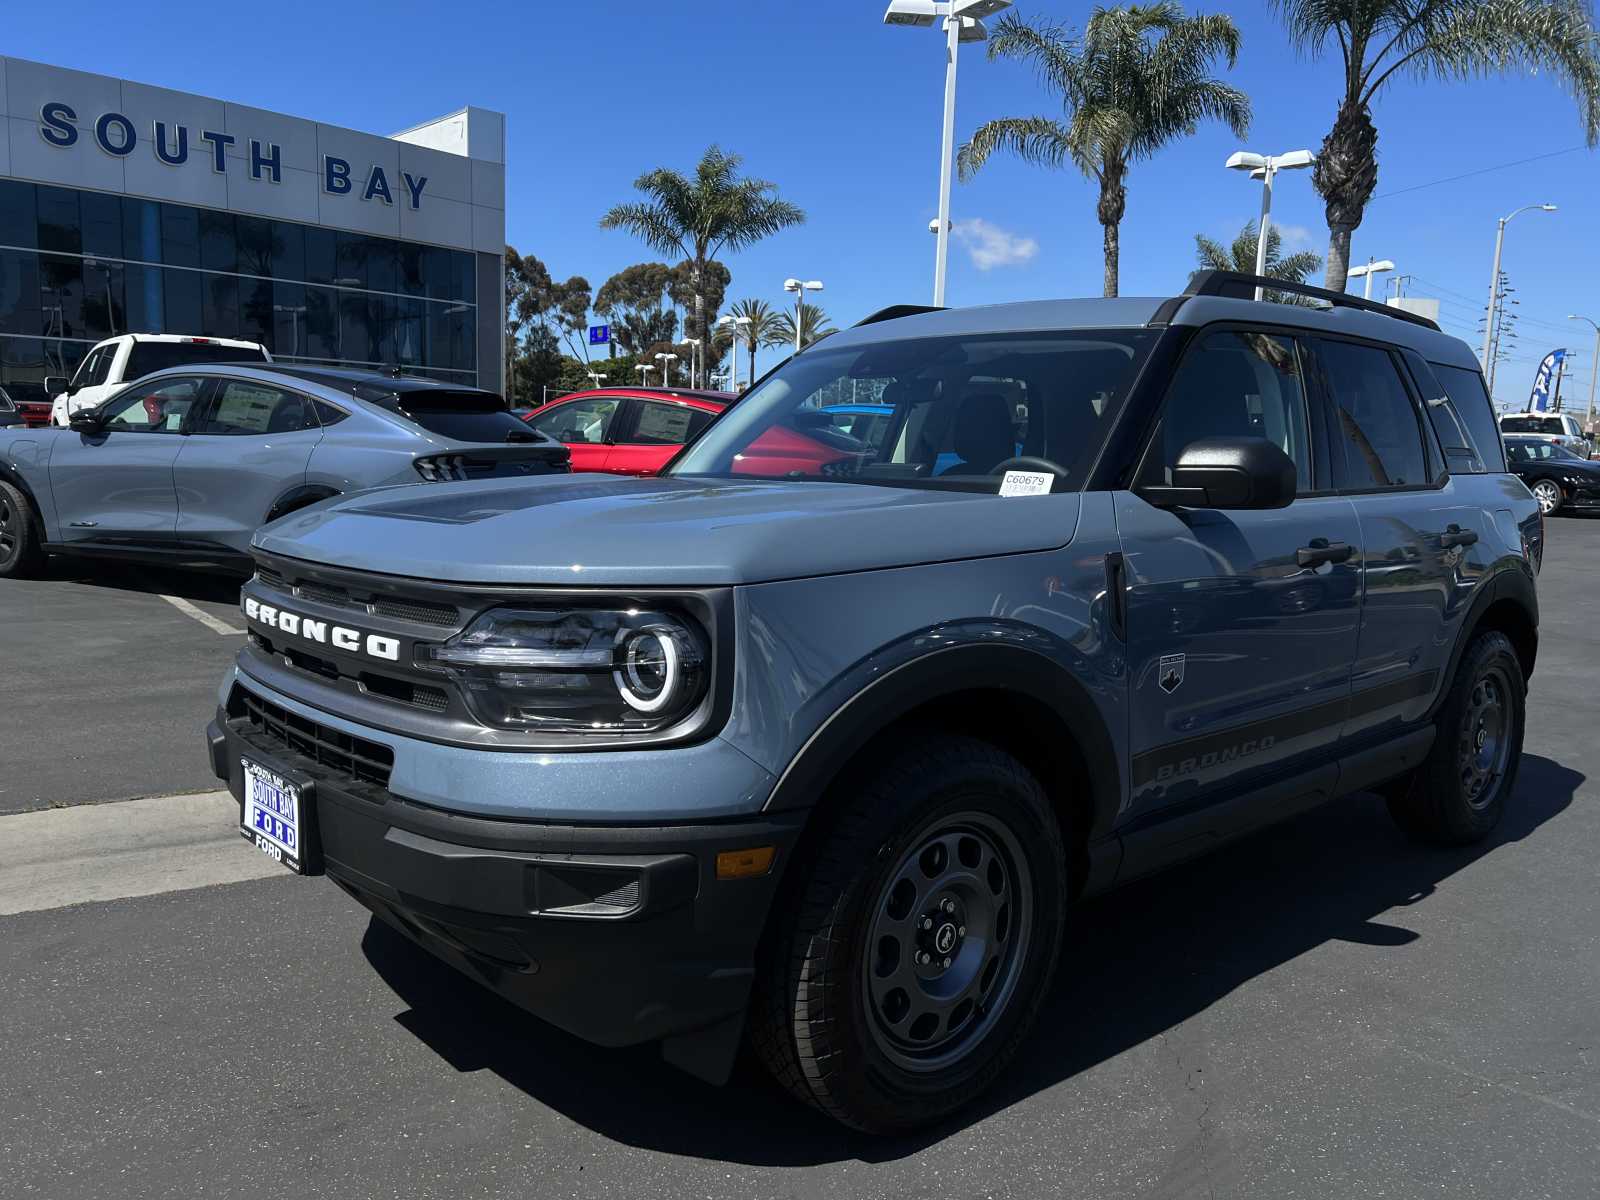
xmin=0 ymin=791 xmax=285 ymax=916
xmin=160 ymin=593 xmax=244 ymax=636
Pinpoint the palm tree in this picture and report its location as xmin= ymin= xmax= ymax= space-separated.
xmin=771 ymin=302 xmax=836 ymax=352
xmin=1271 ymin=0 xmax=1600 ymax=292
xmin=600 ymin=146 xmax=805 ymax=348
xmin=725 ymin=298 xmax=785 ymax=388
xmin=958 ymin=4 xmax=1250 ymax=298
xmin=1194 ymin=220 xmax=1323 ymax=302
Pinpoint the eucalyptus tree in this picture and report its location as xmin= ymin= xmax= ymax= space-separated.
xmin=601 ymin=146 xmax=805 ymax=347
xmin=958 ymin=4 xmax=1250 ymax=297
xmin=1271 ymin=0 xmax=1600 ymax=290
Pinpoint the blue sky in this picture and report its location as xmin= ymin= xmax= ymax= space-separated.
xmin=11 ymin=0 xmax=1600 ymax=406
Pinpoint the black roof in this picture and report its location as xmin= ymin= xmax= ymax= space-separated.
xmin=266 ymin=365 xmax=497 ymax=399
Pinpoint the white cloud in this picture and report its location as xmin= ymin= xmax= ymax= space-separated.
xmin=953 ymin=218 xmax=1039 ymax=270
xmin=1273 ymin=223 xmax=1316 ymax=250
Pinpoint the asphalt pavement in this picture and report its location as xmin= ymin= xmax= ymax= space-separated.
xmin=0 ymin=559 xmax=245 ymax=812
xmin=1 ymin=523 xmax=1597 ymax=1197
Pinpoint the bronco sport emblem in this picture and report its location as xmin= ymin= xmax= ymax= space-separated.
xmin=1159 ymin=653 xmax=1185 ymax=694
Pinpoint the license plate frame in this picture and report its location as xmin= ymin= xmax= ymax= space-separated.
xmin=239 ymin=755 xmax=321 ymax=875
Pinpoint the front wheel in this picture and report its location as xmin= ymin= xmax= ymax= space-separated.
xmin=1387 ymin=631 xmax=1525 ymax=844
xmin=1532 ymin=479 xmax=1563 ymax=515
xmin=0 ymin=480 xmax=44 ymax=578
xmin=751 ymin=736 xmax=1067 ymax=1133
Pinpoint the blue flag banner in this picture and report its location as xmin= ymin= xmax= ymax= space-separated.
xmin=1530 ymin=349 xmax=1566 ymax=412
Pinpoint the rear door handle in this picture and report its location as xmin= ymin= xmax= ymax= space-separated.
xmin=1296 ymin=538 xmax=1353 ymax=568
xmin=1438 ymin=524 xmax=1479 ymax=549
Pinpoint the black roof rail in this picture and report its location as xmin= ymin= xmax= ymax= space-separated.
xmin=854 ymin=304 xmax=945 ymax=328
xmin=1180 ymin=269 xmax=1441 ymax=332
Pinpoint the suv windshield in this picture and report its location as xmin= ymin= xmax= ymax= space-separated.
xmin=670 ymin=330 xmax=1155 ymax=490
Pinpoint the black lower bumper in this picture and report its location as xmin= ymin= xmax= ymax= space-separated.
xmin=207 ymin=713 xmax=805 ymax=1081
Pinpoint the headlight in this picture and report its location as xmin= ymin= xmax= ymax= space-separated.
xmin=428 ymin=606 xmax=709 ymax=733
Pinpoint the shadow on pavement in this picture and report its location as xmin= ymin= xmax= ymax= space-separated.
xmin=45 ymin=556 xmax=246 ymax=605
xmin=363 ymin=754 xmax=1581 ymax=1166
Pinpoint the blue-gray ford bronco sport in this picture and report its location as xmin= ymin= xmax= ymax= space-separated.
xmin=207 ymin=271 xmax=1542 ymax=1133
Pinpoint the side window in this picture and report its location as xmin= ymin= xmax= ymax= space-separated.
xmin=625 ymin=401 xmax=702 ymax=445
xmin=1147 ymin=328 xmax=1313 ymax=490
xmin=70 ymin=349 xmax=101 ymax=389
xmin=198 ymin=382 xmax=316 ymax=436
xmin=1504 ymin=442 xmax=1529 ymax=463
xmin=91 ymin=348 xmax=116 ymax=386
xmin=101 ymin=377 xmax=205 ymax=433
xmin=530 ymin=397 xmax=620 ymax=444
xmin=1316 ymin=341 xmax=1430 ymax=490
xmin=313 ymin=400 xmax=348 ymax=427
xmin=1427 ymin=362 xmax=1506 ymax=473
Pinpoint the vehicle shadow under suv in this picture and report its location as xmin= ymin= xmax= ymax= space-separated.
xmin=362 ymin=754 xmax=1580 ymax=1165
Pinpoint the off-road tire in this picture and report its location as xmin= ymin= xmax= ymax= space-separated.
xmin=751 ymin=736 xmax=1067 ymax=1133
xmin=0 ymin=480 xmax=44 ymax=579
xmin=1387 ymin=631 xmax=1525 ymax=844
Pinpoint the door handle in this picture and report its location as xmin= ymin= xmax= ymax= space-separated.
xmin=1296 ymin=538 xmax=1353 ymax=568
xmin=1438 ymin=524 xmax=1479 ymax=549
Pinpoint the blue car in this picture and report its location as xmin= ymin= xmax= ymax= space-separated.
xmin=0 ymin=365 xmax=569 ymax=577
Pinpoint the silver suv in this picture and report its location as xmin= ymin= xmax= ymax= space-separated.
xmin=206 ymin=271 xmax=1542 ymax=1133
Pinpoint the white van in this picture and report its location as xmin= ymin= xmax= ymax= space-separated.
xmin=1498 ymin=410 xmax=1591 ymax=456
xmin=47 ymin=334 xmax=271 ymax=426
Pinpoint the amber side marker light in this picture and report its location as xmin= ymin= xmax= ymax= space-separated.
xmin=716 ymin=846 xmax=776 ymax=880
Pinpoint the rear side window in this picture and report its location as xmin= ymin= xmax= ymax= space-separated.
xmin=314 ymin=400 xmax=348 ymax=426
xmin=625 ymin=401 xmax=715 ymax=446
xmin=197 ymin=382 xmax=317 ymax=436
xmin=1429 ymin=363 xmax=1506 ymax=473
xmin=126 ymin=341 xmax=269 ymax=379
xmin=1316 ymin=340 xmax=1430 ymax=490
xmin=394 ymin=391 xmax=539 ymax=444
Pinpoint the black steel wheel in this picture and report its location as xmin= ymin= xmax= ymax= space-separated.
xmin=1388 ymin=631 xmax=1525 ymax=844
xmin=751 ymin=735 xmax=1066 ymax=1133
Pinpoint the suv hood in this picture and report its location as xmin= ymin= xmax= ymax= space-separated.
xmin=253 ymin=475 xmax=1082 ymax=585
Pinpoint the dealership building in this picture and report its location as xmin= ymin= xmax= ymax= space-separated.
xmin=0 ymin=56 xmax=505 ymax=402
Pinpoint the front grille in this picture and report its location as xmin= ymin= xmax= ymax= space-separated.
xmin=231 ymin=687 xmax=394 ymax=789
xmin=253 ymin=568 xmax=459 ymax=628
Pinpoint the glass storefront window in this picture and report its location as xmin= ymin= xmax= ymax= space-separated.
xmin=271 ymin=220 xmax=305 ymax=283
xmin=304 ymin=285 xmax=340 ymax=360
xmin=81 ymin=192 xmax=123 ymax=260
xmin=164 ymin=267 xmax=202 ymax=331
xmin=236 ymin=216 xmax=273 ymax=276
xmin=37 ymin=187 xmax=82 ymax=255
xmin=202 ymin=274 xmax=239 ymax=337
xmin=123 ymin=199 xmax=162 ymax=263
xmin=123 ymin=264 xmax=163 ymax=334
xmin=0 ymin=181 xmax=37 ymax=249
xmin=0 ymin=250 xmax=41 ymax=336
xmin=199 ymin=210 xmax=237 ymax=273
xmin=81 ymin=259 xmax=124 ymax=340
xmin=304 ymin=227 xmax=337 ymax=285
xmin=38 ymin=254 xmax=85 ymax=340
xmin=239 ymin=277 xmax=273 ymax=348
xmin=272 ymin=281 xmax=307 ymax=357
xmin=162 ymin=205 xmax=201 ymax=268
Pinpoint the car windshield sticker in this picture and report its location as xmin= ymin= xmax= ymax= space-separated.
xmin=636 ymin=405 xmax=693 ymax=443
xmin=999 ymin=470 xmax=1052 ymax=497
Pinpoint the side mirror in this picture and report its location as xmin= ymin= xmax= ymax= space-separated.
xmin=68 ymin=409 xmax=105 ymax=435
xmin=1139 ymin=436 xmax=1297 ymax=510
xmin=43 ymin=376 xmax=68 ymax=398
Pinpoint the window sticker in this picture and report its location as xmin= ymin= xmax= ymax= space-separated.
xmin=214 ymin=385 xmax=280 ymax=433
xmin=636 ymin=404 xmax=693 ymax=443
xmin=999 ymin=469 xmax=1053 ymax=497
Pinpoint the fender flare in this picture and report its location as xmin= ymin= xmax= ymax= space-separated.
xmin=264 ymin=484 xmax=341 ymax=525
xmin=763 ymin=642 xmax=1123 ymax=841
xmin=1429 ymin=560 xmax=1538 ymax=717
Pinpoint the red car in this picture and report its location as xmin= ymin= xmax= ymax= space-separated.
xmin=524 ymin=386 xmax=877 ymax=479
xmin=0 ymin=386 xmax=51 ymax=428
xmin=523 ymin=388 xmax=731 ymax=476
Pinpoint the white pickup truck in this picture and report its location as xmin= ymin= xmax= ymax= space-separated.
xmin=47 ymin=334 xmax=270 ymax=427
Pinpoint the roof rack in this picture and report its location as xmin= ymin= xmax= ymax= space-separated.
xmin=1182 ymin=269 xmax=1441 ymax=331
xmin=854 ymin=304 xmax=945 ymax=328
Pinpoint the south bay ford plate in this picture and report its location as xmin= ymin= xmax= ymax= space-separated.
xmin=240 ymin=757 xmax=309 ymax=874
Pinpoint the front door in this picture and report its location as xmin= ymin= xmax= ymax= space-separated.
xmin=174 ymin=378 xmax=325 ymax=553
xmin=1308 ymin=337 xmax=1485 ymax=736
xmin=46 ymin=376 xmax=207 ymax=544
xmin=1117 ymin=327 xmax=1363 ymax=820
xmin=526 ymin=395 xmax=625 ymax=472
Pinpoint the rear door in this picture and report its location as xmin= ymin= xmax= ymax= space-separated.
xmin=526 ymin=395 xmax=625 ymax=472
xmin=1306 ymin=336 xmax=1486 ymax=737
xmin=46 ymin=375 xmax=208 ymax=543
xmin=606 ymin=398 xmax=718 ymax=475
xmin=174 ymin=379 xmax=324 ymax=553
xmin=1116 ymin=326 xmax=1363 ymax=820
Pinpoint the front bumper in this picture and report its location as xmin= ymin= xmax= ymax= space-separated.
xmin=207 ymin=701 xmax=806 ymax=1080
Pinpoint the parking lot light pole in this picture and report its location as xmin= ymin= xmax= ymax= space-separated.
xmin=1483 ymin=204 xmax=1556 ymax=392
xmin=783 ymin=278 xmax=824 ymax=353
xmin=883 ymin=0 xmax=1011 ymax=306
xmin=716 ymin=315 xmax=752 ymax=390
xmin=1224 ymin=149 xmax=1315 ymax=301
xmin=635 ymin=364 xmax=655 ymax=385
xmin=1347 ymin=258 xmax=1395 ymax=300
xmin=654 ymin=352 xmax=678 ymax=387
xmin=682 ymin=338 xmax=703 ymax=389
xmin=587 ymin=372 xmax=607 ymax=388
xmin=1568 ymin=314 xmax=1600 ymax=428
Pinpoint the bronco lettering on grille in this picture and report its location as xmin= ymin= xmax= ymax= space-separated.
xmin=243 ymin=596 xmax=400 ymax=662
